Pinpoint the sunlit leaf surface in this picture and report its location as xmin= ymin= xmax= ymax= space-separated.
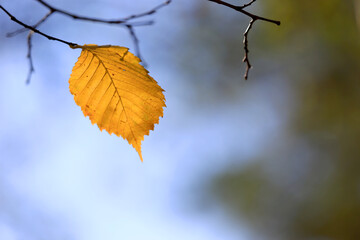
xmin=69 ymin=44 xmax=166 ymax=161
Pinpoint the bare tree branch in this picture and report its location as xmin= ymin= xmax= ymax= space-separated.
xmin=1 ymin=0 xmax=172 ymax=83
xmin=34 ymin=0 xmax=171 ymax=65
xmin=7 ymin=10 xmax=53 ymax=37
xmin=241 ymin=0 xmax=256 ymax=9
xmin=208 ymin=0 xmax=280 ymax=79
xmin=2 ymin=0 xmax=278 ymax=81
xmin=35 ymin=0 xmax=169 ymax=25
xmin=0 ymin=5 xmax=77 ymax=46
xmin=209 ymin=0 xmax=280 ymax=25
xmin=26 ymin=32 xmax=35 ymax=85
xmin=243 ymin=19 xmax=255 ymax=80
xmin=121 ymin=0 xmax=172 ymax=22
xmin=6 ymin=10 xmax=54 ymax=84
xmin=125 ymin=25 xmax=148 ymax=67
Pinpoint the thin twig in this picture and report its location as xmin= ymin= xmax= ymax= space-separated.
xmin=126 ymin=25 xmax=147 ymax=67
xmin=7 ymin=10 xmax=55 ymax=84
xmin=241 ymin=0 xmax=256 ymax=9
xmin=122 ymin=0 xmax=172 ymax=21
xmin=7 ymin=10 xmax=54 ymax=37
xmin=26 ymin=32 xmax=35 ymax=84
xmin=36 ymin=0 xmax=170 ymax=26
xmin=243 ymin=19 xmax=255 ymax=79
xmin=208 ymin=0 xmax=280 ymax=25
xmin=1 ymin=0 xmax=172 ymax=83
xmin=0 ymin=5 xmax=78 ymax=84
xmin=34 ymin=0 xmax=171 ymax=63
xmin=208 ymin=0 xmax=280 ymax=79
xmin=0 ymin=5 xmax=77 ymax=47
xmin=27 ymin=11 xmax=54 ymax=83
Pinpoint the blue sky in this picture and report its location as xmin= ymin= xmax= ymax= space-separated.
xmin=0 ymin=0 xmax=289 ymax=239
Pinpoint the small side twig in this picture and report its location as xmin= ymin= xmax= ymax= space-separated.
xmin=125 ymin=25 xmax=147 ymax=67
xmin=208 ymin=0 xmax=280 ymax=79
xmin=241 ymin=0 xmax=256 ymax=9
xmin=6 ymin=10 xmax=54 ymax=84
xmin=1 ymin=0 xmax=172 ymax=83
xmin=7 ymin=10 xmax=53 ymax=37
xmin=0 ymin=5 xmax=77 ymax=46
xmin=8 ymin=10 xmax=54 ymax=84
xmin=26 ymin=32 xmax=35 ymax=84
xmin=34 ymin=0 xmax=172 ymax=62
xmin=35 ymin=0 xmax=169 ymax=25
xmin=1 ymin=5 xmax=78 ymax=83
xmin=243 ymin=19 xmax=255 ymax=80
xmin=122 ymin=0 xmax=172 ymax=22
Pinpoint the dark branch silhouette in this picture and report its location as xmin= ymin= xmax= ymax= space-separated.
xmin=7 ymin=10 xmax=53 ymax=37
xmin=7 ymin=10 xmax=54 ymax=84
xmin=243 ymin=19 xmax=255 ymax=80
xmin=1 ymin=0 xmax=171 ymax=83
xmin=125 ymin=25 xmax=146 ymax=67
xmin=209 ymin=0 xmax=280 ymax=79
xmin=0 ymin=5 xmax=77 ymax=46
xmin=1 ymin=0 xmax=280 ymax=81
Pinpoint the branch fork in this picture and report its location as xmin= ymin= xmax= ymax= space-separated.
xmin=1 ymin=0 xmax=280 ymax=82
xmin=209 ymin=0 xmax=280 ymax=79
xmin=1 ymin=0 xmax=172 ymax=83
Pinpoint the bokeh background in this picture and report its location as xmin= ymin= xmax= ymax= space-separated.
xmin=1 ymin=0 xmax=360 ymax=239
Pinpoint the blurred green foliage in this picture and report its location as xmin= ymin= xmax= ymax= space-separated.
xmin=182 ymin=0 xmax=360 ymax=239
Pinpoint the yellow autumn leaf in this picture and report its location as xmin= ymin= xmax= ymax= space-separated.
xmin=69 ymin=44 xmax=166 ymax=161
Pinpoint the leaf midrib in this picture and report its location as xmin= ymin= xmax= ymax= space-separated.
xmin=88 ymin=49 xmax=138 ymax=145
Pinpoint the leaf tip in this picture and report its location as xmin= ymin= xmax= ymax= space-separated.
xmin=133 ymin=143 xmax=143 ymax=162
